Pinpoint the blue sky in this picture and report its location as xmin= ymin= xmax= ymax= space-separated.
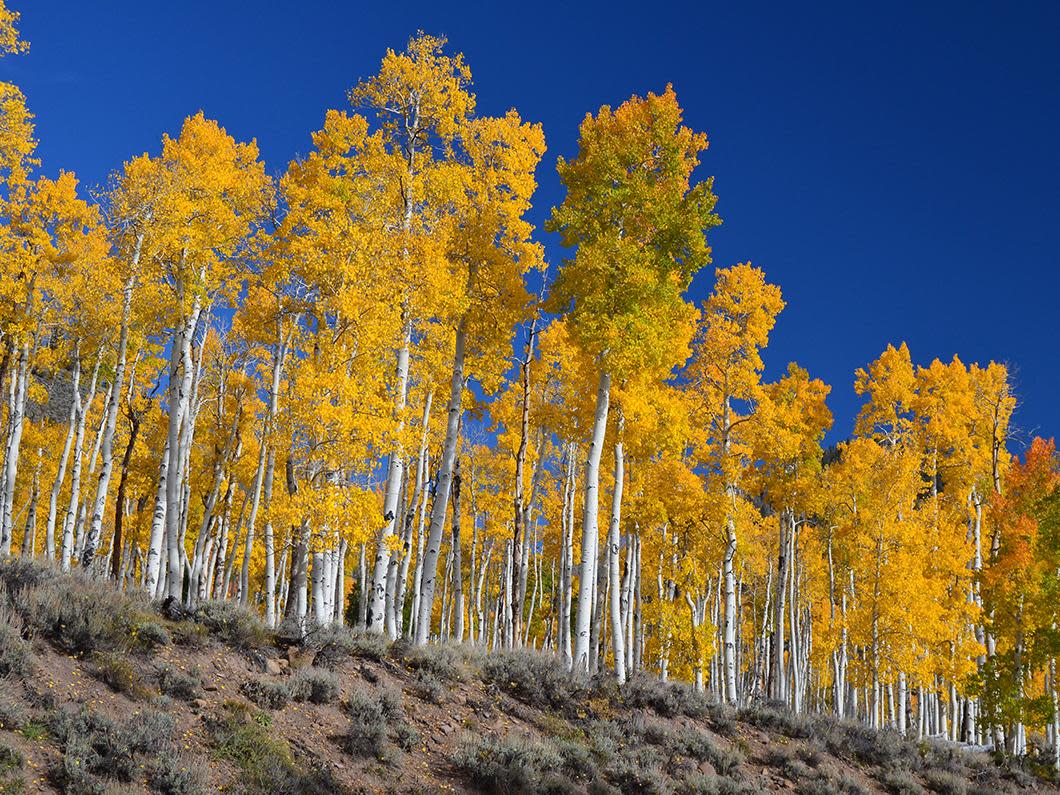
xmin=8 ymin=1 xmax=1059 ymax=446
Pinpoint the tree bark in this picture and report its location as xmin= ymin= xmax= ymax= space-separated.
xmin=572 ymin=369 xmax=610 ymax=673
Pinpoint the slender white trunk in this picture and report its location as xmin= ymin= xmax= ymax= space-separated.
xmin=368 ymin=319 xmax=412 ymax=633
xmin=144 ymin=435 xmax=170 ymax=597
xmin=607 ymin=424 xmax=625 ymax=683
xmin=1 ymin=343 xmax=31 ymax=554
xmin=572 ymin=369 xmax=610 ymax=673
xmin=414 ymin=319 xmax=467 ymax=644
xmin=241 ymin=335 xmax=287 ymax=619
xmin=773 ymin=511 xmax=788 ymax=702
xmin=451 ymin=458 xmax=464 ymax=642
xmin=82 ymin=273 xmax=136 ymax=568
xmin=46 ymin=346 xmax=80 ymax=560
xmin=62 ymin=354 xmax=102 ymax=571
xmin=163 ymin=297 xmax=201 ymax=600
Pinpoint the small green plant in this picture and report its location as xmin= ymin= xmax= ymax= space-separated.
xmin=17 ymin=719 xmax=47 ymax=741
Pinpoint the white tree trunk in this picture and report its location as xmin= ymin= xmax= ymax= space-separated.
xmin=61 ymin=355 xmax=102 ymax=571
xmin=1 ymin=343 xmax=31 ymax=554
xmin=46 ymin=346 xmax=80 ymax=560
xmin=164 ymin=298 xmax=201 ymax=601
xmin=572 ymin=369 xmax=610 ymax=674
xmin=414 ymin=320 xmax=467 ymax=645
xmin=368 ymin=320 xmax=412 ymax=633
xmin=81 ymin=274 xmax=136 ymax=568
xmin=144 ymin=435 xmax=170 ymax=597
xmin=607 ymin=429 xmax=625 ymax=683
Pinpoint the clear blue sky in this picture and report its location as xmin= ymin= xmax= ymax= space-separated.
xmin=8 ymin=1 xmax=1059 ymax=446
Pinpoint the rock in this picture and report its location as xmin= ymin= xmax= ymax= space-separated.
xmin=191 ymin=698 xmax=209 ymax=712
xmin=264 ymin=657 xmax=283 ymax=676
xmin=203 ymin=681 xmax=219 ymax=692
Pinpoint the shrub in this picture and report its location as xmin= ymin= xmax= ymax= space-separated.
xmin=193 ymin=601 xmax=269 ymax=649
xmin=16 ymin=573 xmax=149 ymax=654
xmin=923 ymin=769 xmax=967 ymax=795
xmin=168 ymin=621 xmax=209 ymax=649
xmin=90 ymin=651 xmax=151 ymax=700
xmin=290 ymin=668 xmax=340 ymax=705
xmin=707 ymin=703 xmax=737 ymax=736
xmin=603 ymin=745 xmax=667 ymax=794
xmin=454 ymin=733 xmax=572 ymax=795
xmin=551 ymin=735 xmax=598 ymax=781
xmin=880 ymin=769 xmax=926 ymax=795
xmin=0 ymin=559 xmax=54 ymax=595
xmin=623 ymin=672 xmax=711 ymax=718
xmin=675 ymin=774 xmax=754 ymax=795
xmin=392 ymin=640 xmax=468 ymax=682
xmin=132 ymin=620 xmax=170 ymax=651
xmin=48 ymin=708 xmax=137 ymax=791
xmin=145 ymin=755 xmax=203 ymax=795
xmin=792 ymin=769 xmax=870 ymax=795
xmin=123 ymin=710 xmax=175 ymax=755
xmin=481 ymin=649 xmax=583 ymax=712
xmin=739 ymin=704 xmax=813 ymax=739
xmin=922 ymin=740 xmax=968 ymax=775
xmin=240 ymin=677 xmax=292 ymax=710
xmin=0 ymin=743 xmax=24 ymax=795
xmin=345 ymin=630 xmax=389 ymax=662
xmin=297 ymin=624 xmax=372 ymax=668
xmin=706 ymin=741 xmax=744 ymax=776
xmin=635 ymin=717 xmax=741 ymax=775
xmin=156 ymin=665 xmax=201 ymax=701
xmin=0 ymin=681 xmax=25 ymax=732
xmin=344 ymin=686 xmax=403 ymax=759
xmin=811 ymin=718 xmax=915 ymax=768
xmin=412 ymin=670 xmax=445 ymax=704
xmin=393 ymin=723 xmax=421 ymax=752
xmin=0 ymin=611 xmax=33 ymax=679
xmin=205 ymin=700 xmax=333 ymax=794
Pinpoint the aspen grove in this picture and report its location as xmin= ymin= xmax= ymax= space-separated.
xmin=0 ymin=11 xmax=1057 ymax=765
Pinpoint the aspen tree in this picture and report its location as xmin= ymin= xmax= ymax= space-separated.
xmin=414 ymin=110 xmax=545 ymax=644
xmin=547 ymin=86 xmax=718 ymax=673
xmin=124 ymin=114 xmax=269 ymax=600
xmin=343 ymin=33 xmax=474 ymax=634
xmin=686 ymin=264 xmax=783 ymax=703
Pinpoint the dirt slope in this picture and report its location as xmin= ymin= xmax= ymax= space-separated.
xmin=0 ymin=561 xmax=1055 ymax=795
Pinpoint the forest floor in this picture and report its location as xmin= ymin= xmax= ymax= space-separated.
xmin=0 ymin=561 xmax=1055 ymax=794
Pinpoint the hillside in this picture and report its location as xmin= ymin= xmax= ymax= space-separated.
xmin=0 ymin=562 xmax=1053 ymax=794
